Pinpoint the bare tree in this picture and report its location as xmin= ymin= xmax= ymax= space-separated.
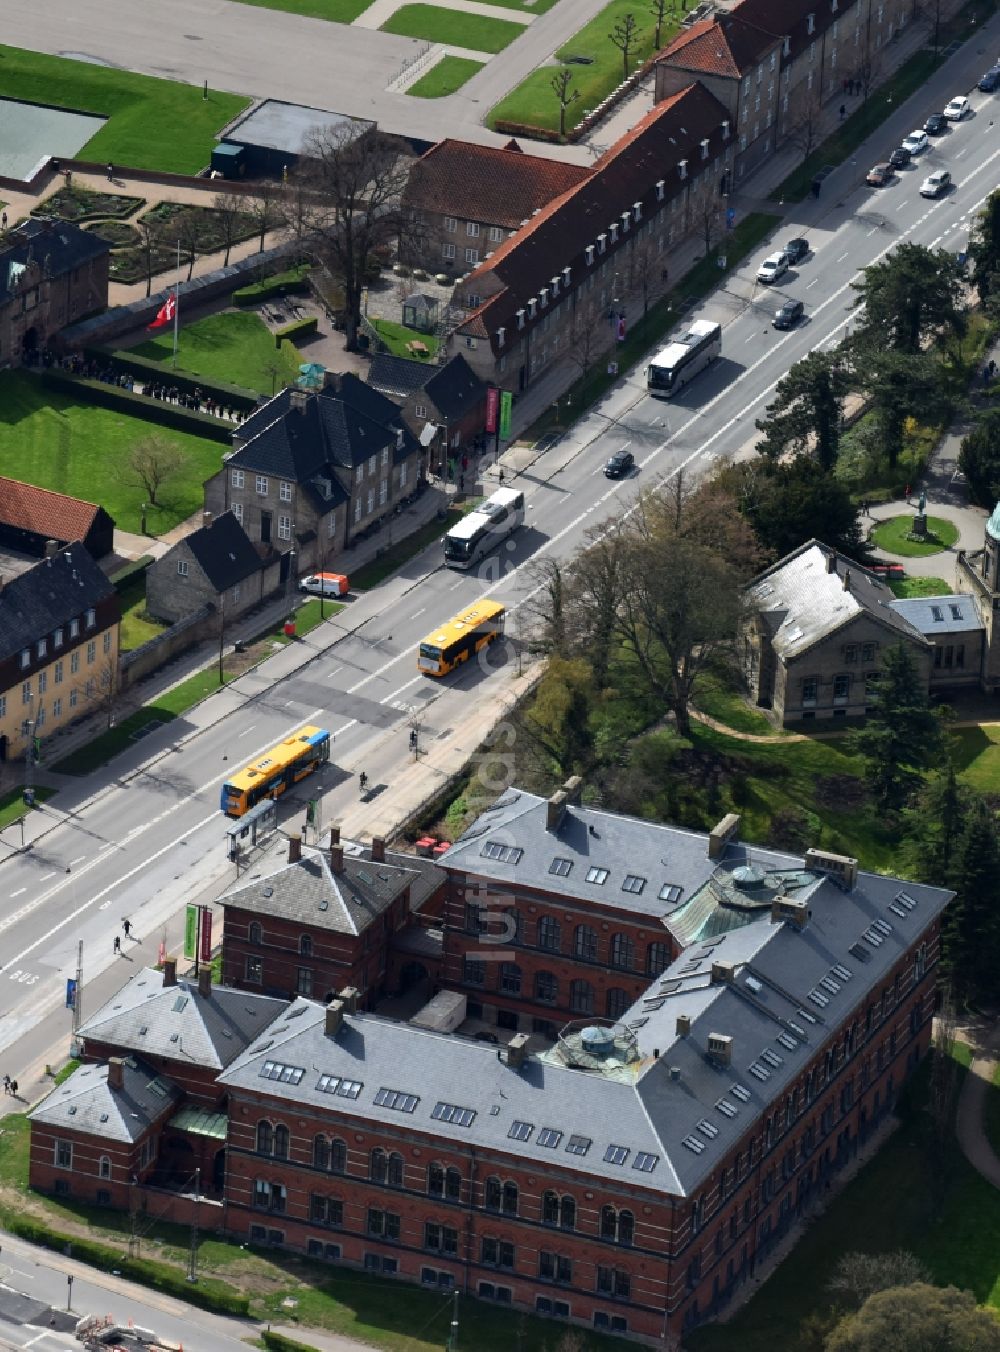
xmin=566 ymin=295 xmax=607 ymax=381
xmin=551 ymin=68 xmax=580 ymax=140
xmin=287 ymin=125 xmax=417 ymax=350
xmin=247 ymin=179 xmax=281 ymax=254
xmin=697 ymin=197 xmax=722 ymax=257
xmin=170 ymin=209 xmax=201 ymax=283
xmin=783 ymin=83 xmax=826 ymax=159
xmin=827 ymin=1252 xmax=931 ymax=1312
xmin=650 ymin=0 xmax=669 ymax=50
xmin=127 ymin=434 xmax=186 ymax=507
xmin=213 ymin=191 xmax=247 ymax=267
xmin=625 ymin=226 xmax=668 ymax=317
xmin=135 ymin=217 xmax=165 ymax=299
xmin=609 ymin=13 xmax=641 ymax=81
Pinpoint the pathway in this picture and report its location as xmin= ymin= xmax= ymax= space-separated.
xmin=353 ymin=0 xmax=532 ymax=28
xmin=955 ymin=1017 xmax=1000 ymax=1191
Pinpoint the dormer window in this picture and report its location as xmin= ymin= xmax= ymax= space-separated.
xmin=722 ymin=119 xmax=730 ymax=138
xmin=656 ymin=178 xmax=665 ymax=199
xmin=539 ymin=287 xmax=548 ymax=307
xmin=516 ymin=308 xmax=525 ymax=329
xmin=807 ymin=11 xmax=815 ymax=31
xmin=783 ymin=35 xmax=791 ymax=55
xmin=597 ymin=233 xmax=607 ymax=253
xmin=586 ymin=244 xmax=595 ymax=264
xmin=700 ymin=138 xmax=710 ymax=159
xmin=527 ymin=298 xmax=537 ymax=318
xmin=678 ymin=159 xmax=688 ymax=179
xmin=609 ymin=223 xmax=618 ymax=243
xmin=497 ymin=326 xmax=506 ymax=347
xmin=633 ymin=201 xmax=642 ymax=221
xmin=562 ymin=266 xmax=571 ymax=285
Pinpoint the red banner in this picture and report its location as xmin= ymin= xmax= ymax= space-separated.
xmin=200 ymin=907 xmax=213 ymax=963
xmin=617 ymin=315 xmax=627 ymax=342
xmin=485 ymin=385 xmax=499 ymax=434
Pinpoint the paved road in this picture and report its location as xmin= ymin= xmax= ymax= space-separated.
xmin=0 ymin=26 xmax=998 ymax=1071
xmin=7 ymin=0 xmax=605 ymax=161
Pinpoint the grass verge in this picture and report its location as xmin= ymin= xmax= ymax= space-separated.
xmin=370 ymin=318 xmax=440 ymax=360
xmin=118 ymin=570 xmax=167 ymax=652
xmin=870 ymin=513 xmax=959 ymax=556
xmin=407 ymin=56 xmax=484 ymax=98
xmin=130 ymin=311 xmax=303 ymax=398
xmin=351 ymin=507 xmax=470 ymax=590
xmin=0 ymin=786 xmax=55 ymax=833
xmin=0 ymin=46 xmax=248 ymax=175
xmin=888 ymin=575 xmax=952 ymax=597
xmin=691 ymin=657 xmax=785 ymax=736
xmin=381 ymin=5 xmax=525 ymax=53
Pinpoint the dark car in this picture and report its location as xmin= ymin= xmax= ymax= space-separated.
xmin=979 ymin=66 xmax=1000 ymax=92
xmin=888 ymin=146 xmax=912 ymax=169
xmin=604 ymin=450 xmax=635 ymax=478
xmin=774 ymin=299 xmax=804 ymax=330
xmin=924 ymin=112 xmax=948 ymax=134
xmin=782 ymin=237 xmax=809 ymax=265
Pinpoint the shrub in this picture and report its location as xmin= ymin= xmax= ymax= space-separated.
xmin=39 ymin=371 xmax=234 ymax=445
xmin=491 ymin=119 xmax=564 ymax=144
xmin=262 ymin=1333 xmax=324 ymax=1352
xmin=232 ymin=265 xmax=311 ymax=306
xmin=111 ymin=555 xmax=154 ymax=590
xmin=274 ymin=315 xmax=318 ymax=342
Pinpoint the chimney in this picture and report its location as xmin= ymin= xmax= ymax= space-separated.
xmin=325 ymin=999 xmax=344 ymax=1037
xmin=396 ymin=427 xmax=404 ymax=450
xmin=842 ymin=569 xmax=851 ymax=592
xmin=804 ymin=847 xmax=858 ymax=891
xmin=826 ymin=551 xmax=837 ymax=574
xmin=711 ymin=961 xmax=736 ymax=985
xmin=506 ymin=1032 xmax=530 ymax=1070
xmin=288 ymin=832 xmax=302 ymax=864
xmin=289 ymin=388 xmax=308 ymax=414
xmin=202 ymin=511 xmax=213 ymax=530
xmin=331 ymin=844 xmax=344 ymax=873
xmin=107 ymin=1057 xmax=125 ymax=1091
xmin=707 ymin=1033 xmax=733 ymax=1066
xmin=329 ymin=825 xmax=341 ymax=847
xmin=669 ymin=1065 xmax=682 ymax=1082
xmin=45 ymin=539 xmax=59 ymax=558
xmin=162 ymin=958 xmax=177 ymax=987
xmin=708 ymin=812 xmax=740 ymax=860
xmin=198 ymin=967 xmax=212 ymax=1000
xmin=340 ymin=986 xmax=359 ymax=1014
xmin=546 ymin=788 xmax=568 ymax=832
xmin=676 ymin=1014 xmax=691 ymax=1037
xmin=563 ymin=775 xmax=583 ymax=805
xmin=371 ymin=836 xmax=385 ymax=863
xmin=771 ymin=896 xmax=810 ymax=930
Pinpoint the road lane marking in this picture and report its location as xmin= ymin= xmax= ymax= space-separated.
xmin=39 ymin=873 xmax=55 ymax=882
xmin=837 ymin=252 xmax=849 ymax=261
xmin=10 ymin=889 xmax=24 ymax=898
xmin=411 ymin=608 xmax=426 ymax=619
xmin=68 ymin=857 xmax=85 ymax=867
xmin=236 ymin=724 xmax=257 ymax=737
xmin=807 ymin=278 xmax=819 ymax=288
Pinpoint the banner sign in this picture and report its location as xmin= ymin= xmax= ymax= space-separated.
xmin=499 ymin=390 xmax=513 ymax=440
xmin=65 ymin=979 xmax=77 ymax=1010
xmin=184 ymin=904 xmax=198 ymax=960
xmin=485 ymin=386 xmax=499 ymax=434
xmin=200 ymin=908 xmax=213 ymax=963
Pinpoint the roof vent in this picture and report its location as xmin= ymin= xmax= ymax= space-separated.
xmin=711 ymin=961 xmax=736 ymax=986
xmin=669 ymin=1065 xmax=682 ymax=1082
xmin=581 ymin=1025 xmax=616 ymax=1057
xmin=678 ymin=159 xmax=688 ymax=179
xmin=707 ymin=1033 xmax=733 ymax=1066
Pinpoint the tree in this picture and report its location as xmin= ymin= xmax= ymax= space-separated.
xmin=968 ymin=187 xmax=1000 ymax=304
xmin=288 ymin=125 xmax=416 ymax=350
xmin=127 ymin=434 xmax=186 ymax=507
xmin=515 ymin=656 xmax=595 ymax=777
xmin=851 ymin=643 xmax=943 ymax=809
xmin=911 ymin=763 xmax=966 ymax=884
xmin=247 ymin=178 xmax=281 ymax=254
xmin=170 ymin=208 xmax=201 ymax=283
xmin=825 ymin=1283 xmax=1000 ymax=1352
xmin=941 ymin=796 xmax=1000 ymax=1002
xmin=609 ymin=13 xmax=641 ymax=80
xmin=850 ymin=244 xmax=966 ymax=356
xmin=958 ymin=407 xmax=1000 ymax=507
xmin=856 ymin=348 xmax=950 ymax=467
xmin=783 ymin=84 xmax=826 ymax=159
xmin=135 ymin=217 xmax=165 ymax=299
xmin=213 ymin=191 xmax=247 ymax=268
xmin=566 ymin=295 xmax=607 ymax=382
xmin=756 ymin=350 xmax=851 ymax=471
xmin=722 ymin=457 xmax=870 ymax=562
xmin=551 ymin=68 xmax=580 ymax=140
xmin=649 ymin=0 xmax=668 ymax=50
xmin=697 ymin=197 xmax=721 ymax=258
xmin=827 ymin=1252 xmax=930 ymax=1311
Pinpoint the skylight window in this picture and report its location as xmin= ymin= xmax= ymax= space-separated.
xmin=172 ymin=996 xmax=189 ymax=1012
xmin=795 ymin=1007 xmax=818 ymax=1024
xmin=931 ymin=605 xmax=944 ymax=621
xmin=808 ymin=988 xmax=830 ymax=1007
xmin=604 ymin=1144 xmax=630 ymax=1165
xmin=950 ymin=604 xmax=963 ymax=620
xmin=658 ymin=883 xmax=683 ymax=903
xmin=317 ymin=1074 xmax=362 ymax=1098
xmin=565 ymin=1134 xmax=592 ymax=1156
xmin=633 ymin=1152 xmax=658 ymax=1173
xmin=481 ymin=841 xmax=523 ymax=864
xmin=537 ymin=1127 xmax=562 ymax=1149
xmin=549 ymin=857 xmax=573 ymax=877
xmin=585 ymin=867 xmax=609 ymax=885
xmin=432 ymin=1102 xmax=476 ymax=1127
xmin=374 ymin=1087 xmax=419 ymax=1113
xmin=872 ymin=918 xmax=893 ymax=936
xmin=863 ymin=927 xmax=885 ymax=949
xmin=787 ymin=1021 xmax=807 ymax=1039
xmin=622 ymin=875 xmax=646 ymax=895
xmin=260 ymin=1061 xmax=305 ymax=1084
xmin=831 ymin=964 xmax=852 ymax=981
xmin=745 ymin=974 xmax=763 ymax=993
xmin=819 ymin=975 xmax=841 ymax=995
xmin=508 ymin=1120 xmax=534 ymax=1142
xmin=895 ymin=891 xmax=917 ymax=912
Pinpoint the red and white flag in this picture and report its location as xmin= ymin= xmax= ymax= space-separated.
xmin=147 ymin=294 xmax=176 ymax=330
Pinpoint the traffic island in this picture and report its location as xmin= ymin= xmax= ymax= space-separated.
xmin=871 ymin=513 xmax=959 ymax=557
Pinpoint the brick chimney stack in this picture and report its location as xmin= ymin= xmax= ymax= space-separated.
xmin=107 ymin=1057 xmax=125 ymax=1091
xmin=289 ymin=832 xmax=302 ymax=864
xmin=331 ymin=845 xmax=344 ymax=873
xmin=162 ymin=958 xmax=177 ymax=987
xmin=371 ymin=836 xmax=385 ymax=863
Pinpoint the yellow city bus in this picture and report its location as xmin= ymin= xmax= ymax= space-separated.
xmin=417 ymin=599 xmax=506 ymax=677
xmin=220 ymin=725 xmax=331 ymax=817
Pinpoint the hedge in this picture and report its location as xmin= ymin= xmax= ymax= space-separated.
xmin=274 ymin=316 xmax=317 ymax=343
xmin=110 ymin=555 xmax=154 ymax=590
xmin=39 ymin=370 xmax=235 ymax=445
xmin=232 ymin=266 xmax=311 ymax=306
xmin=491 ymin=119 xmax=564 ymax=144
xmin=92 ymin=347 xmax=260 ymax=411
xmin=261 ymin=1333 xmax=324 ymax=1352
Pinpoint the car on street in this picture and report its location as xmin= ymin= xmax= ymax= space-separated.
xmin=920 ymin=169 xmax=952 ymax=198
xmin=604 ymin=449 xmax=635 ymax=478
xmin=773 ymin=299 xmax=804 ymax=329
xmin=782 ymin=237 xmax=809 ymax=265
xmin=924 ymin=111 xmax=949 ymax=134
xmin=757 ymin=252 xmax=789 ymax=283
xmin=901 ymin=129 xmax=929 ymax=154
xmin=299 ymin=571 xmax=350 ymax=597
xmin=943 ymin=95 xmax=971 ymax=119
xmin=866 ymin=162 xmax=893 ymax=186
xmin=977 ymin=66 xmax=1000 ymax=92
xmin=888 ymin=146 xmax=912 ymax=169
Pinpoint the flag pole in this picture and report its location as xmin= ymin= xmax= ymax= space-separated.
xmin=172 ymin=239 xmax=180 ymax=368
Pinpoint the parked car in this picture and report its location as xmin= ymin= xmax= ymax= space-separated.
xmin=756 ymin=252 xmax=789 ymax=283
xmin=920 ymin=169 xmax=952 ymax=198
xmin=604 ymin=449 xmax=635 ymax=478
xmin=943 ymin=95 xmax=971 ymax=119
xmin=866 ymin=162 xmax=893 ymax=186
xmin=774 ymin=299 xmax=804 ymax=329
xmin=782 ymin=237 xmax=809 ymax=265
xmin=978 ymin=66 xmax=1000 ymax=92
xmin=924 ymin=112 xmax=949 ymax=134
xmin=888 ymin=146 xmax=912 ymax=169
xmin=299 ymin=572 xmax=350 ymax=597
xmin=901 ymin=129 xmax=929 ymax=154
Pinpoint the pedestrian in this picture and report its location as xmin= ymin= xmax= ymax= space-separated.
xmin=839 ymin=104 xmax=846 ymax=121
xmin=1 ymin=211 xmax=7 ymax=230
xmin=905 ymin=483 xmax=911 ymax=503
xmin=989 ymin=359 xmax=997 ymax=378
xmin=113 ymin=934 xmax=121 ymax=955
xmin=106 ymin=162 xmax=114 ymax=182
xmin=122 ymin=918 xmax=132 ymax=939
xmin=2 ymin=1075 xmax=9 ymax=1096
xmin=498 ymin=468 xmax=505 ymax=484
xmin=10 ymin=1081 xmax=17 ymax=1099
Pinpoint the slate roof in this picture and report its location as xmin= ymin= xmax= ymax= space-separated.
xmin=0 ymin=540 xmax=116 ymax=663
xmin=0 ymin=477 xmax=107 ymax=543
xmin=77 ymin=967 xmax=289 ymax=1070
xmin=736 ymin=0 xmax=840 ymax=62
xmin=183 ymin=510 xmax=266 ymax=592
xmin=367 ymin=354 xmax=437 ymax=401
xmin=656 ymin=13 xmax=779 ymax=78
xmin=746 ymin=540 xmax=929 ymax=662
xmin=367 ymin=354 xmax=486 ymax=424
xmin=403 ymin=139 xmax=592 ymax=230
xmin=29 ymin=1057 xmax=180 ymax=1143
xmin=1 ymin=217 xmax=110 ymax=305
xmin=218 ymin=852 xmax=949 ymax=1197
xmin=890 ymin=593 xmax=984 ymax=636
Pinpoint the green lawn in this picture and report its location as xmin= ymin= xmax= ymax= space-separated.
xmin=950 ymin=725 xmax=1000 ymax=795
xmin=131 ymin=311 xmax=303 ymax=398
xmin=225 ymin=0 xmax=371 ymax=18
xmin=986 ymin=1064 xmax=1000 ymax=1162
xmin=381 ymin=5 xmax=526 ymax=53
xmin=888 ymin=576 xmax=953 ymax=598
xmin=0 ymin=371 xmax=223 ymax=536
xmin=0 ymin=46 xmax=248 ymax=175
xmin=371 ymin=318 xmax=440 ymax=360
xmin=691 ymin=657 xmax=784 ymax=736
xmin=0 ymin=786 xmax=54 ymax=832
xmin=408 ymin=55 xmax=484 ymax=98
xmin=871 ymin=514 xmax=959 ymax=557
xmin=488 ymin=0 xmax=678 ymax=134
xmin=117 ymin=570 xmax=167 ymax=652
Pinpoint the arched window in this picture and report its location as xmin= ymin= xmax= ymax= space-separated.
xmin=610 ymin=933 xmax=635 ymax=970
xmin=330 ymin=1138 xmax=347 ymax=1174
xmin=370 ymin=1147 xmax=387 ymax=1184
xmin=619 ymin=1209 xmax=635 ymax=1247
xmin=570 ymin=979 xmax=594 ymax=1015
xmin=249 ymin=921 xmax=262 ymax=946
xmin=299 ymin=933 xmax=313 ymax=957
xmin=445 ymin=1166 xmax=462 ymax=1201
xmin=574 ymin=924 xmax=597 ymax=961
xmin=256 ymin=1120 xmax=273 ymax=1155
xmin=606 ymin=987 xmax=628 ymax=1020
xmin=313 ymin=1134 xmax=329 ymax=1170
xmin=502 ymin=1180 xmax=518 ymax=1215
xmin=428 ymin=1162 xmax=445 ymax=1197
xmin=485 ymin=1175 xmax=502 ymax=1211
xmin=535 ymin=970 xmax=558 ymax=1004
xmin=537 ymin=915 xmax=561 ymax=952
xmin=560 ymin=1194 xmax=576 ymax=1230
xmin=98 ymin=1155 xmax=111 ymax=1180
xmin=647 ymin=941 xmax=670 ymax=977
xmin=500 ymin=963 xmax=522 ymax=995
xmin=387 ymin=1151 xmax=404 ymax=1187
xmin=542 ymin=1189 xmax=559 ymax=1225
xmin=273 ymin=1124 xmax=289 ymax=1160
xmin=600 ymin=1204 xmax=618 ymax=1240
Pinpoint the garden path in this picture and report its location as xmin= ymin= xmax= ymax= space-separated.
xmin=955 ymin=1017 xmax=1000 ymax=1192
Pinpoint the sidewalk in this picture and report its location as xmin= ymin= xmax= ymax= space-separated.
xmin=956 ymin=1016 xmax=1000 ymax=1192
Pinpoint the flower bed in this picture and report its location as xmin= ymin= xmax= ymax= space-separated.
xmin=31 ymin=185 xmax=144 ymax=222
xmin=138 ymin=201 xmax=258 ymax=253
xmin=83 ymin=219 xmax=139 ymax=248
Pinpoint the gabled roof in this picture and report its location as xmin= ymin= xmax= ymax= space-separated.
xmin=0 ymin=540 xmax=116 ymax=663
xmin=1 ymin=217 xmax=110 ymax=305
xmin=29 ymin=1057 xmax=180 ymax=1143
xmin=77 ymin=967 xmax=289 ymax=1070
xmin=0 ymin=477 xmax=108 ymax=543
xmin=183 ymin=510 xmax=266 ymax=592
xmin=368 ymin=354 xmax=438 ymax=400
xmin=735 ymin=0 xmax=838 ymax=62
xmin=656 ymin=12 xmax=779 ymax=78
xmin=890 ymin=593 xmax=984 ymax=636
xmin=403 ymin=138 xmax=592 ymax=230
xmin=422 ymin=355 xmax=488 ymax=421
xmin=746 ymin=540 xmax=930 ymax=661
